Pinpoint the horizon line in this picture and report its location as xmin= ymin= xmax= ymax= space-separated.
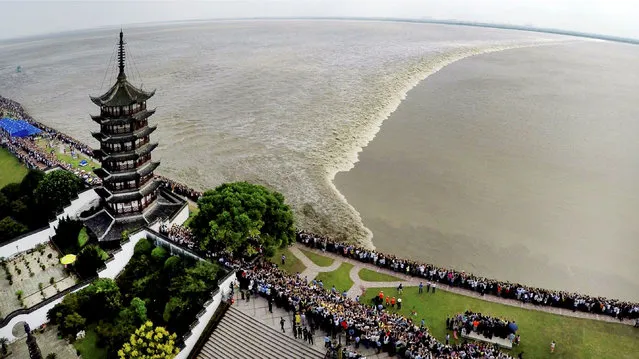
xmin=1 ymin=17 xmax=638 ymax=45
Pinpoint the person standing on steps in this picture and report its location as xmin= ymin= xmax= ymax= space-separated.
xmin=267 ymin=296 xmax=273 ymax=313
xmin=280 ymin=317 xmax=286 ymax=333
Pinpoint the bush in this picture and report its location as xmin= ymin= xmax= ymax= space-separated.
xmin=40 ymin=264 xmax=46 ymax=270
xmin=47 ymin=253 xmax=52 ymax=259
xmin=50 ymin=277 xmax=55 ymax=284
xmin=133 ymin=238 xmax=153 ymax=255
xmin=151 ymin=246 xmax=168 ymax=262
xmin=163 ymin=256 xmax=181 ymax=272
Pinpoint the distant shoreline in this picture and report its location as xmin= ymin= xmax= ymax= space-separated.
xmin=1 ymin=17 xmax=636 ymax=45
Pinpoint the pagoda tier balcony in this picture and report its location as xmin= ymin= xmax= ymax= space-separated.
xmin=104 ymin=180 xmax=161 ymax=204
xmin=93 ymin=142 xmax=158 ymax=162
xmin=95 ymin=161 xmax=160 ymax=182
xmin=91 ymin=125 xmax=156 ymax=143
xmin=91 ymin=108 xmax=155 ymax=125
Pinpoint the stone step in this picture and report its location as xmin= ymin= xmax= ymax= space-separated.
xmin=197 ymin=305 xmax=325 ymax=359
xmin=222 ymin=307 xmax=324 ymax=358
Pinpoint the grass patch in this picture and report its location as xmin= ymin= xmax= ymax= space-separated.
xmin=361 ymin=287 xmax=639 ymax=359
xmin=315 ymin=262 xmax=354 ymax=293
xmin=269 ymin=247 xmax=306 ymax=275
xmin=358 ymin=268 xmax=403 ymax=282
xmin=299 ymin=248 xmax=335 ymax=267
xmin=0 ymin=147 xmax=28 ymax=187
xmin=73 ymin=325 xmax=107 ymax=359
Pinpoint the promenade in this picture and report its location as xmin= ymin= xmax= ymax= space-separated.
xmin=291 ymin=244 xmax=635 ymax=326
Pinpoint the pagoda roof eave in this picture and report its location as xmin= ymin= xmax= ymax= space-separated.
xmin=96 ymin=142 xmax=158 ymax=162
xmin=105 ymin=180 xmax=161 ymax=203
xmin=91 ymin=125 xmax=156 ymax=144
xmin=90 ymin=80 xmax=155 ymax=107
xmin=100 ymin=161 xmax=160 ymax=182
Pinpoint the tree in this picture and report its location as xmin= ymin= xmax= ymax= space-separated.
xmin=0 ymin=216 xmax=28 ymax=243
xmin=117 ymin=321 xmax=179 ymax=359
xmin=19 ymin=170 xmax=45 ymax=195
xmin=129 ymin=297 xmax=147 ymax=324
xmin=51 ymin=217 xmax=84 ymax=254
xmin=0 ymin=192 xmax=9 ymax=219
xmin=75 ymin=244 xmax=107 ymax=278
xmin=0 ymin=183 xmax=21 ymax=202
xmin=191 ymin=182 xmax=296 ymax=255
xmin=34 ymin=170 xmax=82 ymax=216
xmin=133 ymin=238 xmax=153 ymax=255
xmin=59 ymin=312 xmax=85 ymax=337
xmin=45 ymin=354 xmax=57 ymax=359
xmin=151 ymin=246 xmax=168 ymax=262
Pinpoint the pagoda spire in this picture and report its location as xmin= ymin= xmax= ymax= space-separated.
xmin=117 ymin=29 xmax=126 ymax=81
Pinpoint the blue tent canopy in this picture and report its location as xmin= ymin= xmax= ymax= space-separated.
xmin=0 ymin=118 xmax=42 ymax=137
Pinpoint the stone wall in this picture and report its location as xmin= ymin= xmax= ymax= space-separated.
xmin=0 ymin=189 xmax=99 ymax=259
xmin=175 ymin=270 xmax=236 ymax=359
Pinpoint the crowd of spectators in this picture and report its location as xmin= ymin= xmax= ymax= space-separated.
xmin=297 ymin=231 xmax=639 ymax=322
xmin=159 ymin=222 xmax=196 ymax=250
xmin=156 ymin=175 xmax=202 ymax=201
xmin=1 ymin=95 xmax=92 ymax=156
xmin=447 ymin=311 xmax=518 ymax=343
xmin=241 ymin=261 xmax=514 ymax=359
xmin=1 ymin=96 xmax=101 ymax=185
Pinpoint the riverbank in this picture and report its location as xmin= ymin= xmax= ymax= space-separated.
xmin=334 ymin=40 xmax=639 ymax=301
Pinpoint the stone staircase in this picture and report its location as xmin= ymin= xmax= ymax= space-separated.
xmin=197 ymin=305 xmax=326 ymax=359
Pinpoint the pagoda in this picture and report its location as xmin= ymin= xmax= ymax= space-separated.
xmin=90 ymin=31 xmax=161 ymax=220
xmin=82 ymin=30 xmax=185 ymax=242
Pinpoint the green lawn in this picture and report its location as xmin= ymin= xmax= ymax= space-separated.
xmin=358 ymin=268 xmax=403 ymax=282
xmin=362 ymin=287 xmax=639 ymax=359
xmin=315 ymin=262 xmax=354 ymax=293
xmin=73 ymin=325 xmax=107 ymax=359
xmin=299 ymin=248 xmax=335 ymax=267
xmin=269 ymin=247 xmax=307 ymax=275
xmin=0 ymin=147 xmax=28 ymax=187
xmin=35 ymin=138 xmax=97 ymax=173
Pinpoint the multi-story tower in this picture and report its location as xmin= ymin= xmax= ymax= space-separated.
xmin=90 ymin=31 xmax=161 ymax=219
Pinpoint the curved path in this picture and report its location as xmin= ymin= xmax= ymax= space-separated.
xmin=288 ymin=246 xmax=341 ymax=280
xmin=291 ymin=244 xmax=634 ymax=326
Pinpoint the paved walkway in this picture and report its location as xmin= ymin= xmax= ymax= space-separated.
xmin=291 ymin=244 xmax=635 ymax=326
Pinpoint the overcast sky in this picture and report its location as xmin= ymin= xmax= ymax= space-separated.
xmin=0 ymin=0 xmax=637 ymax=40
